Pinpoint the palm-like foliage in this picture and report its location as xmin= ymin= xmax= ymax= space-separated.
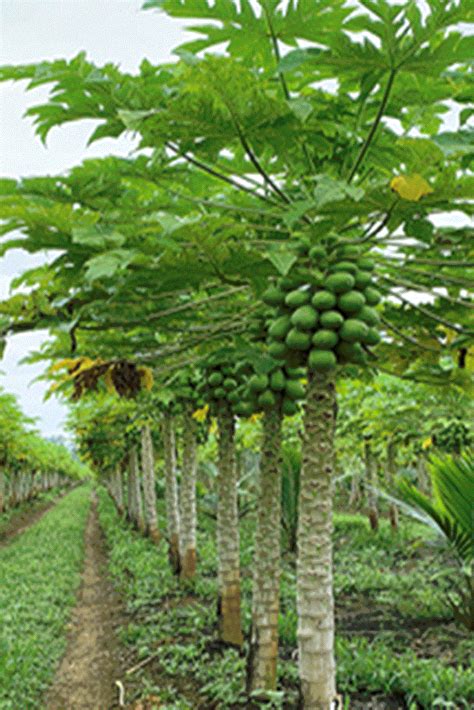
xmin=398 ymin=453 xmax=473 ymax=629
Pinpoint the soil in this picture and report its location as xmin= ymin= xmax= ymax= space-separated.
xmin=45 ymin=494 xmax=126 ymax=710
xmin=0 ymin=491 xmax=67 ymax=548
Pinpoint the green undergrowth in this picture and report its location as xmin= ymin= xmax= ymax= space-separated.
xmin=0 ymin=485 xmax=91 ymax=710
xmin=0 ymin=485 xmax=68 ymax=535
xmin=98 ymin=490 xmax=473 ymax=709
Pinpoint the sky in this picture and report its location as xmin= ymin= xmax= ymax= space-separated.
xmin=0 ymin=0 xmax=190 ymax=437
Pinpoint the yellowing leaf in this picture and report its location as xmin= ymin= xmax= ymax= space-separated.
xmin=249 ymin=413 xmax=263 ymax=423
xmin=422 ymin=436 xmax=433 ymax=450
xmin=390 ymin=174 xmax=433 ymax=201
xmin=192 ymin=404 xmax=209 ymax=422
xmin=209 ymin=418 xmax=218 ymax=435
xmin=137 ymin=366 xmax=154 ymax=391
xmin=49 ymin=358 xmax=80 ymax=373
xmin=104 ymin=366 xmax=116 ymax=395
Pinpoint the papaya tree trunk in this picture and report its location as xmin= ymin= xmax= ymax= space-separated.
xmin=141 ymin=424 xmax=160 ymax=544
xmin=216 ymin=401 xmax=243 ymax=647
xmin=365 ymin=442 xmax=379 ymax=531
xmin=180 ymin=408 xmax=198 ymax=579
xmin=128 ymin=447 xmax=146 ymax=534
xmin=247 ymin=406 xmax=283 ymax=694
xmin=0 ymin=470 xmax=5 ymax=513
xmin=114 ymin=464 xmax=125 ymax=515
xmin=162 ymin=414 xmax=181 ymax=574
xmin=386 ymin=441 xmax=399 ymax=531
xmin=297 ymin=372 xmax=337 ymax=710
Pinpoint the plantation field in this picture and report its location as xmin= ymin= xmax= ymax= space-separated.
xmin=97 ymin=490 xmax=474 ymax=709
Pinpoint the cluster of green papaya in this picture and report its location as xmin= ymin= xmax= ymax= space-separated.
xmin=262 ymin=244 xmax=382 ymax=371
xmin=198 ymin=359 xmax=249 ymax=415
xmin=240 ymin=362 xmax=306 ymax=417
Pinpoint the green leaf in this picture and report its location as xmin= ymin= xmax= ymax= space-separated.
xmin=266 ymin=249 xmax=297 ymax=276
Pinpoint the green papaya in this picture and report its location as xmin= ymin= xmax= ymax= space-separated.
xmin=227 ymin=390 xmax=240 ymax=404
xmin=235 ymin=401 xmax=254 ymax=417
xmin=249 ymin=374 xmax=269 ymax=392
xmin=308 ymin=245 xmax=327 ymax=261
xmin=324 ymin=272 xmax=355 ymax=294
xmin=358 ymin=306 xmax=380 ymax=326
xmin=223 ymin=378 xmax=237 ymax=391
xmin=268 ymin=341 xmax=288 ymax=359
xmin=319 ymin=310 xmax=344 ymax=330
xmin=258 ymin=390 xmax=277 ymax=408
xmin=361 ymin=327 xmax=381 ymax=346
xmin=285 ymin=367 xmax=306 ymax=379
xmin=312 ymin=329 xmax=339 ymax=349
xmin=270 ymin=369 xmax=286 ymax=391
xmin=285 ymin=289 xmax=310 ymax=308
xmin=208 ymin=372 xmax=223 ymax=386
xmin=311 ymin=290 xmax=337 ymax=310
xmin=291 ymin=305 xmax=319 ymax=331
xmin=330 ymin=261 xmax=358 ymax=275
xmin=214 ymin=387 xmax=226 ymax=399
xmin=285 ymin=379 xmax=306 ymax=400
xmin=282 ymin=399 xmax=299 ymax=416
xmin=336 ymin=245 xmax=360 ymax=259
xmin=308 ymin=349 xmax=337 ymax=372
xmin=336 ymin=341 xmax=367 ymax=364
xmin=262 ymin=285 xmax=285 ymax=306
xmin=338 ymin=291 xmax=366 ymax=314
xmin=353 ymin=270 xmax=372 ymax=289
xmin=339 ymin=319 xmax=369 ymax=343
xmin=268 ymin=315 xmax=292 ymax=340
xmin=286 ymin=328 xmax=312 ymax=351
xmin=363 ymin=287 xmax=381 ymax=306
xmin=357 ymin=257 xmax=375 ymax=271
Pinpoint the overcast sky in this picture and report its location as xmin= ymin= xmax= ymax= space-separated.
xmin=0 ymin=0 xmax=190 ymax=437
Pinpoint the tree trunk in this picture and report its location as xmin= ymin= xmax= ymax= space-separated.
xmin=247 ymin=406 xmax=282 ymax=694
xmin=0 ymin=471 xmax=5 ymax=513
xmin=128 ymin=446 xmax=146 ymax=534
xmin=216 ymin=401 xmax=243 ymax=647
xmin=114 ymin=464 xmax=125 ymax=515
xmin=386 ymin=441 xmax=399 ymax=531
xmin=162 ymin=414 xmax=181 ymax=574
xmin=180 ymin=409 xmax=198 ymax=580
xmin=141 ymin=424 xmax=160 ymax=544
xmin=297 ymin=372 xmax=337 ymax=710
xmin=417 ymin=455 xmax=430 ymax=494
xmin=365 ymin=442 xmax=379 ymax=531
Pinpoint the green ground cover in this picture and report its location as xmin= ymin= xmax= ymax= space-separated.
xmin=98 ymin=490 xmax=474 ymax=709
xmin=0 ymin=486 xmax=67 ymax=536
xmin=0 ymin=485 xmax=91 ymax=710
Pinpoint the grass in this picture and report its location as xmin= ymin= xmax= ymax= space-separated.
xmin=97 ymin=490 xmax=474 ymax=709
xmin=0 ymin=485 xmax=91 ymax=710
xmin=0 ymin=485 xmax=67 ymax=536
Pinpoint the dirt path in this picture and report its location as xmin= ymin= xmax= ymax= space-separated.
xmin=45 ymin=493 xmax=125 ymax=710
xmin=0 ymin=491 xmax=68 ymax=549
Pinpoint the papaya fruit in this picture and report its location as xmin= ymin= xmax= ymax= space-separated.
xmin=358 ymin=306 xmax=380 ymax=326
xmin=249 ymin=374 xmax=269 ymax=392
xmin=208 ymin=372 xmax=223 ymax=386
xmin=319 ymin=310 xmax=344 ymax=330
xmin=282 ymin=399 xmax=299 ymax=416
xmin=235 ymin=401 xmax=254 ymax=417
xmin=312 ymin=329 xmax=339 ymax=349
xmin=357 ymin=257 xmax=375 ymax=271
xmin=339 ymin=319 xmax=369 ymax=343
xmin=285 ymin=366 xmax=306 ymax=379
xmin=291 ymin=305 xmax=318 ymax=331
xmin=363 ymin=287 xmax=381 ymax=306
xmin=262 ymin=285 xmax=285 ymax=306
xmin=258 ymin=390 xmax=276 ymax=408
xmin=353 ymin=270 xmax=372 ymax=289
xmin=214 ymin=387 xmax=226 ymax=399
xmin=308 ymin=245 xmax=327 ymax=261
xmin=270 ymin=369 xmax=286 ymax=391
xmin=285 ymin=289 xmax=310 ymax=308
xmin=311 ymin=290 xmax=337 ymax=310
xmin=324 ymin=272 xmax=355 ymax=294
xmin=286 ymin=328 xmax=312 ymax=351
xmin=224 ymin=378 xmax=237 ymax=391
xmin=336 ymin=341 xmax=367 ymax=364
xmin=268 ymin=341 xmax=287 ymax=359
xmin=361 ymin=327 xmax=381 ymax=346
xmin=338 ymin=291 xmax=366 ymax=314
xmin=308 ymin=349 xmax=337 ymax=371
xmin=285 ymin=379 xmax=306 ymax=400
xmin=268 ymin=315 xmax=292 ymax=340
xmin=330 ymin=261 xmax=358 ymax=275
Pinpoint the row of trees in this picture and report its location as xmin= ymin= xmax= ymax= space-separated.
xmin=1 ymin=1 xmax=472 ymax=707
xmin=0 ymin=386 xmax=87 ymax=514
